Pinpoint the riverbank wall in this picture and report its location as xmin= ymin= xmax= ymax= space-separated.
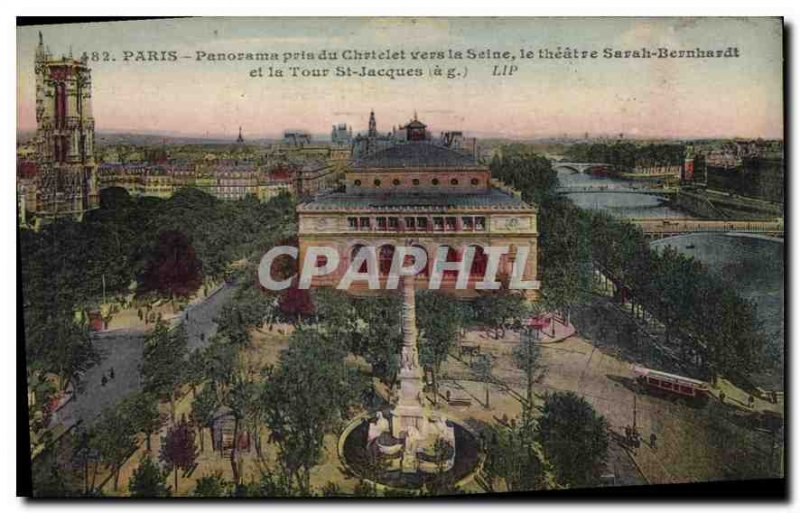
xmin=673 ymin=189 xmax=783 ymax=220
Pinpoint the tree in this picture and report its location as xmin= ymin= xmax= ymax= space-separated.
xmin=514 ymin=328 xmax=543 ymax=408
xmin=138 ymin=229 xmax=203 ymax=299
xmin=264 ymin=327 xmax=366 ymax=493
xmin=141 ymin=321 xmax=188 ymax=422
xmin=471 ymin=354 xmax=494 ymax=409
xmin=24 ymin=312 xmax=99 ymax=394
xmin=417 ymin=291 xmax=465 ymax=404
xmin=225 ymin=373 xmax=259 ymax=486
xmin=353 ymin=295 xmax=403 ymax=384
xmin=537 ymin=392 xmax=609 ymax=488
xmin=128 ymin=455 xmax=171 ymax=497
xmin=277 ymin=286 xmax=314 ymax=321
xmin=475 ymin=292 xmax=529 ymax=339
xmin=193 ymin=471 xmax=232 ymax=497
xmin=191 ymin=385 xmax=218 ymax=453
xmin=119 ymin=391 xmax=163 ymax=452
xmin=483 ymin=412 xmax=553 ymax=492
xmin=159 ymin=419 xmax=198 ymax=494
xmin=92 ymin=407 xmax=138 ymax=491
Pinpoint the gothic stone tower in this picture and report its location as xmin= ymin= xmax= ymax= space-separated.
xmin=34 ymin=32 xmax=99 ymax=219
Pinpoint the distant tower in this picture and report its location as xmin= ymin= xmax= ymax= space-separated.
xmin=236 ymin=126 xmax=244 ymax=143
xmin=368 ymin=110 xmax=377 ymax=138
xmin=34 ymin=32 xmax=98 ymax=219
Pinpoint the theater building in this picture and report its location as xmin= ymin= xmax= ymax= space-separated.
xmin=296 ymin=115 xmax=540 ymax=297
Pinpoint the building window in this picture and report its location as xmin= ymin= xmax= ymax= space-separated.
xmin=393 ymin=179 xmax=401 ymax=186
xmin=379 ymin=245 xmax=395 ymax=275
xmin=404 ymin=217 xmax=416 ymax=230
xmin=445 ymin=217 xmax=457 ymax=231
xmin=359 ymin=217 xmax=371 ymax=230
xmin=451 ymin=178 xmax=459 ymax=185
xmin=433 ymin=217 xmax=444 ymax=231
xmin=432 ymin=178 xmax=440 ymax=186
xmin=475 ymin=217 xmax=486 ymax=231
xmin=412 ymin=178 xmax=420 ymax=186
xmin=388 ymin=217 xmax=399 ymax=231
xmin=374 ymin=179 xmax=381 ymax=187
xmin=470 ymin=246 xmax=488 ymax=278
xmin=377 ymin=217 xmax=387 ymax=230
xmin=348 ymin=217 xmax=358 ymax=230
xmin=354 ymin=179 xmax=362 ymax=186
xmin=462 ymin=216 xmax=474 ymax=231
xmin=417 ymin=217 xmax=428 ymax=231
xmin=471 ymin=178 xmax=479 ymax=186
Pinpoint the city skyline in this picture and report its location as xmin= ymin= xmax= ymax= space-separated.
xmin=17 ymin=18 xmax=783 ymax=140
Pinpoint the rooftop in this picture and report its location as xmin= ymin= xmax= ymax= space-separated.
xmin=352 ymin=142 xmax=480 ymax=169
xmin=298 ymin=187 xmax=534 ymax=213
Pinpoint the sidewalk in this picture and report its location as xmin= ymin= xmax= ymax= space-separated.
xmin=101 ymin=281 xmax=224 ymax=332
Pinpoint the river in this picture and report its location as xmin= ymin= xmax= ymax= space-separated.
xmin=558 ymin=169 xmax=784 ymax=389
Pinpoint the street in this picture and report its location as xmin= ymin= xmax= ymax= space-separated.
xmin=52 ymin=282 xmax=237 ymax=429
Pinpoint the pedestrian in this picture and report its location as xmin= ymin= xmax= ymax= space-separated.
xmin=650 ymin=433 xmax=657 ymax=449
xmin=719 ymin=391 xmax=726 ymax=404
xmin=748 ymin=395 xmax=755 ymax=408
xmin=101 ymin=374 xmax=107 ymax=387
xmin=109 ymin=367 xmax=115 ymax=380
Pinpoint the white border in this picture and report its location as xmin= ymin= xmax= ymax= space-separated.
xmin=4 ymin=2 xmax=797 ymax=512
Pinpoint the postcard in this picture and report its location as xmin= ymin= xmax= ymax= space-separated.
xmin=17 ymin=17 xmax=784 ymax=499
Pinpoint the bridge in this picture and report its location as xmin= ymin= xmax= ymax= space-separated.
xmin=556 ymin=185 xmax=678 ymax=197
xmin=630 ymin=218 xmax=784 ymax=240
xmin=551 ymin=161 xmax=611 ymax=173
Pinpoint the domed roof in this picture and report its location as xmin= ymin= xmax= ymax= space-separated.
xmin=352 ymin=142 xmax=478 ymax=169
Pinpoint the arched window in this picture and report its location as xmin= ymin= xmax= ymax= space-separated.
xmin=439 ymin=245 xmax=460 ymax=280
xmin=351 ymin=244 xmax=367 ymax=273
xmin=432 ymin=178 xmax=440 ymax=185
xmin=393 ymin=178 xmax=401 ymax=186
xmin=469 ymin=245 xmax=488 ymax=278
xmin=379 ymin=245 xmax=395 ymax=276
xmin=451 ymin=178 xmax=459 ymax=185
xmin=412 ymin=245 xmax=429 ymax=277
xmin=374 ymin=179 xmax=382 ymax=187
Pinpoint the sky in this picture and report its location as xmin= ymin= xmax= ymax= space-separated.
xmin=17 ymin=17 xmax=784 ymax=140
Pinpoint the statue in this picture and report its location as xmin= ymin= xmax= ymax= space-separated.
xmin=368 ymin=411 xmax=390 ymax=444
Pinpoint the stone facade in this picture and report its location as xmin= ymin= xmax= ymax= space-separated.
xmin=297 ymin=115 xmax=540 ymax=297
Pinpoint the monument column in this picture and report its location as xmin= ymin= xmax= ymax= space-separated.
xmin=392 ymin=274 xmax=428 ymax=440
